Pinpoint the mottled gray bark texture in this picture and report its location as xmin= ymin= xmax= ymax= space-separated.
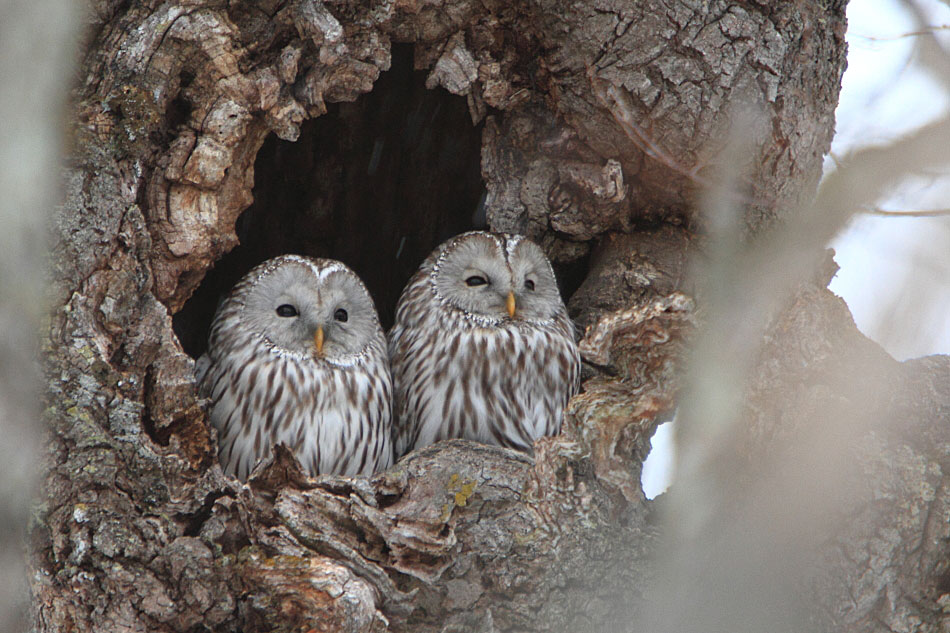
xmin=1 ymin=0 xmax=79 ymax=629
xmin=755 ymin=283 xmax=950 ymax=633
xmin=33 ymin=0 xmax=950 ymax=632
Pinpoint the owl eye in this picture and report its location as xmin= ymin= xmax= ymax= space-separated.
xmin=275 ymin=304 xmax=298 ymax=317
xmin=524 ymin=279 xmax=536 ymax=291
xmin=465 ymin=275 xmax=488 ymax=287
xmin=334 ymin=308 xmax=348 ymax=322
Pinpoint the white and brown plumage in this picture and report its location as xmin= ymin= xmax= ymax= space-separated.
xmin=196 ymin=255 xmax=393 ymax=480
xmin=389 ymin=231 xmax=581 ymax=457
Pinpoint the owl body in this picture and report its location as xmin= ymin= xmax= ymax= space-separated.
xmin=390 ymin=232 xmax=581 ymax=456
xmin=198 ymin=256 xmax=393 ymax=480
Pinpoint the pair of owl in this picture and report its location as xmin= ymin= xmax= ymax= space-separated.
xmin=196 ymin=231 xmax=581 ymax=480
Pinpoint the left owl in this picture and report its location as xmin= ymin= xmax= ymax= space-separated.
xmin=195 ymin=255 xmax=393 ymax=480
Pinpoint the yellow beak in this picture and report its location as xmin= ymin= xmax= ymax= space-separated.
xmin=314 ymin=326 xmax=324 ymax=355
xmin=506 ymin=291 xmax=516 ymax=318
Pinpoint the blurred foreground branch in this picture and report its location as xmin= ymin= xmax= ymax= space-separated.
xmin=648 ymin=62 xmax=950 ymax=633
xmin=0 ymin=0 xmax=78 ymax=630
xmin=30 ymin=1 xmax=950 ymax=631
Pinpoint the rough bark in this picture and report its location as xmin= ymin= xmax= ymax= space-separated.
xmin=33 ymin=1 xmax=950 ymax=632
xmin=750 ymin=283 xmax=950 ymax=633
xmin=1 ymin=0 xmax=79 ymax=629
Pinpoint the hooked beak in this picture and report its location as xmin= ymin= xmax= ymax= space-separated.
xmin=506 ymin=291 xmax=516 ymax=318
xmin=314 ymin=326 xmax=324 ymax=355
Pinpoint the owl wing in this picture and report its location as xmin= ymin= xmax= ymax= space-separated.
xmin=194 ymin=353 xmax=212 ymax=392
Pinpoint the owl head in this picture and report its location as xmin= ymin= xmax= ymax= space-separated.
xmin=232 ymin=255 xmax=382 ymax=365
xmin=429 ymin=231 xmax=563 ymax=324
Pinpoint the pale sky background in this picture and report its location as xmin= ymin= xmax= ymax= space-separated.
xmin=642 ymin=0 xmax=950 ymax=498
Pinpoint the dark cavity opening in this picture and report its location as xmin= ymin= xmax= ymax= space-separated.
xmin=174 ymin=44 xmax=486 ymax=358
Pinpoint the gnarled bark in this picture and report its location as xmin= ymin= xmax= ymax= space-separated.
xmin=33 ymin=1 xmax=950 ymax=632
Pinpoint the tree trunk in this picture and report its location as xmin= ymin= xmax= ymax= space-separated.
xmin=33 ymin=1 xmax=950 ymax=632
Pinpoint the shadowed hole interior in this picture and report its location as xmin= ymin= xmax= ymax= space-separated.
xmin=174 ymin=44 xmax=486 ymax=358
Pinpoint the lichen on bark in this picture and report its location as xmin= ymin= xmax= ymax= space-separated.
xmin=33 ymin=1 xmax=950 ymax=632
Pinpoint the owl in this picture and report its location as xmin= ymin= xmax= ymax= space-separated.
xmin=196 ymin=255 xmax=393 ymax=480
xmin=389 ymin=231 xmax=581 ymax=457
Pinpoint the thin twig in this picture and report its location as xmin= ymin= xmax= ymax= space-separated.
xmin=851 ymin=25 xmax=950 ymax=42
xmin=902 ymin=0 xmax=950 ymax=88
xmin=860 ymin=207 xmax=950 ymax=217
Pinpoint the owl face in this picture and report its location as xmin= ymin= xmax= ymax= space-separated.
xmin=432 ymin=232 xmax=562 ymax=324
xmin=237 ymin=256 xmax=380 ymax=365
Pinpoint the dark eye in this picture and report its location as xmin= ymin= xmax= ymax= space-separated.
xmin=465 ymin=275 xmax=488 ymax=287
xmin=334 ymin=308 xmax=348 ymax=322
xmin=524 ymin=279 xmax=536 ymax=291
xmin=276 ymin=304 xmax=298 ymax=317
